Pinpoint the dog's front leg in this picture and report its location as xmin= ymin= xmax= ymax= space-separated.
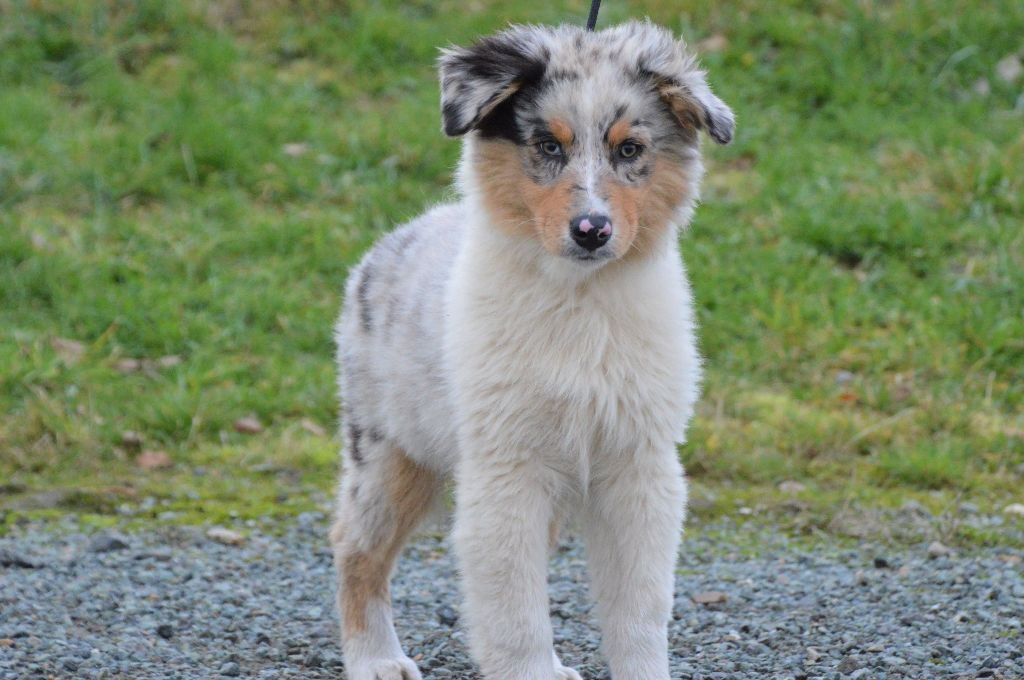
xmin=584 ymin=446 xmax=687 ymax=680
xmin=454 ymin=450 xmax=564 ymax=680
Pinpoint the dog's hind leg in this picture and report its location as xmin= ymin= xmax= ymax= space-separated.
xmin=330 ymin=434 xmax=439 ymax=680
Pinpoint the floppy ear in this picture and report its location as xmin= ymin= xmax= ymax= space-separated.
xmin=438 ymin=27 xmax=549 ymax=137
xmin=634 ymin=27 xmax=735 ymax=144
xmin=655 ymin=75 xmax=735 ymax=145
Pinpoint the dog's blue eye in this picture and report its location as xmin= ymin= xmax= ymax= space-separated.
xmin=539 ymin=141 xmax=563 ymax=157
xmin=617 ymin=142 xmax=641 ymax=159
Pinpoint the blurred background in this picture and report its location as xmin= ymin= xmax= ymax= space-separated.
xmin=1 ymin=0 xmax=1022 ymax=543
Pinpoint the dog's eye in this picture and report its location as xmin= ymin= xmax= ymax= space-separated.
xmin=539 ymin=140 xmax=563 ymax=157
xmin=617 ymin=142 xmax=642 ymax=160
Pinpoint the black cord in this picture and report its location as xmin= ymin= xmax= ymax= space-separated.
xmin=586 ymin=0 xmax=601 ymax=30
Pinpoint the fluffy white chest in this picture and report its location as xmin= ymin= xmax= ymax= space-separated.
xmin=444 ymin=230 xmax=702 ymax=458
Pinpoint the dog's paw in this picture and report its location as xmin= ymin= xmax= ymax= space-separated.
xmin=554 ymin=667 xmax=583 ymax=680
xmin=350 ymin=657 xmax=422 ymax=680
xmin=552 ymin=651 xmax=583 ymax=680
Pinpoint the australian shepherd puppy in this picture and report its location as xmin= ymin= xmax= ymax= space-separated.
xmin=330 ymin=20 xmax=734 ymax=680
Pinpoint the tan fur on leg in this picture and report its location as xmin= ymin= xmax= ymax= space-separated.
xmin=331 ymin=448 xmax=438 ymax=638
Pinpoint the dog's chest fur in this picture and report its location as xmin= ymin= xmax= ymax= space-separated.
xmin=445 ymin=216 xmax=701 ymax=466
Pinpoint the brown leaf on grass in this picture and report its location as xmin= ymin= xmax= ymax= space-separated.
xmin=234 ymin=416 xmax=264 ymax=434
xmin=114 ymin=358 xmax=142 ymax=373
xmin=692 ymin=591 xmax=728 ymax=605
xmin=156 ymin=355 xmax=183 ymax=368
xmin=136 ymin=450 xmax=173 ymax=470
xmin=206 ymin=526 xmax=245 ymax=546
xmin=114 ymin=356 xmax=183 ymax=373
xmin=300 ymin=418 xmax=327 ymax=437
xmin=51 ymin=337 xmax=86 ymax=364
xmin=698 ymin=34 xmax=729 ymax=53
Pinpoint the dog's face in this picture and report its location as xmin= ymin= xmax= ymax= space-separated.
xmin=440 ymin=21 xmax=734 ymax=264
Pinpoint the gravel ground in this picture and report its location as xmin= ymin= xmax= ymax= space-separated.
xmin=1 ymin=513 xmax=1022 ymax=680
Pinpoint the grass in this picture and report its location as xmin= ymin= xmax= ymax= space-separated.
xmin=1 ymin=0 xmax=1022 ymax=542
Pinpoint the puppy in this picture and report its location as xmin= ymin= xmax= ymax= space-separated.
xmin=330 ymin=20 xmax=734 ymax=680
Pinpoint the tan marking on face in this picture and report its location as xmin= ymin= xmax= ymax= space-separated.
xmin=606 ymin=118 xmax=633 ymax=147
xmin=521 ymin=173 xmax=578 ymax=256
xmin=549 ymin=118 xmax=574 ymax=148
xmin=332 ymin=449 xmax=437 ymax=637
xmin=474 ymin=140 xmax=532 ymax=234
xmin=474 ymin=139 xmax=579 ymax=257
xmin=606 ymin=158 xmax=693 ymax=261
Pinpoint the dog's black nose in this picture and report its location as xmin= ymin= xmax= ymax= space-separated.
xmin=569 ymin=213 xmax=613 ymax=252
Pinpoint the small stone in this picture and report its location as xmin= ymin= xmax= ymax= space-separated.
xmin=1003 ymin=503 xmax=1024 ymax=517
xmin=207 ymin=527 xmax=246 ymax=546
xmin=959 ymin=502 xmax=979 ymax=514
xmin=0 ymin=639 xmax=13 ymax=648
xmin=837 ymin=656 xmax=861 ymax=673
xmin=156 ymin=624 xmax=174 ymax=640
xmin=62 ymin=658 xmax=80 ymax=672
xmin=996 ymin=54 xmax=1023 ymax=83
xmin=835 ymin=370 xmax=856 ymax=385
xmin=972 ymin=78 xmax=991 ymax=96
xmin=849 ymin=669 xmax=870 ymax=680
xmin=778 ymin=480 xmax=806 ymax=494
xmin=855 ymin=569 xmax=869 ymax=585
xmin=805 ymin=647 xmax=822 ymax=663
xmin=437 ymin=605 xmax=458 ymax=627
xmin=873 ymin=556 xmax=890 ymax=569
xmin=234 ymin=417 xmax=264 ymax=434
xmin=882 ymin=655 xmax=905 ymax=666
xmin=900 ymin=500 xmax=930 ymax=517
xmin=88 ymin=532 xmax=130 ymax=553
xmin=303 ymin=650 xmax=323 ymax=668
xmin=219 ymin=661 xmax=241 ymax=676
xmin=692 ymin=591 xmax=728 ymax=605
xmin=0 ymin=549 xmax=42 ymax=569
xmin=927 ymin=541 xmax=952 ymax=558
xmin=120 ymin=431 xmax=144 ymax=448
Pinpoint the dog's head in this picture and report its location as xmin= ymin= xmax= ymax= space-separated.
xmin=440 ymin=21 xmax=734 ymax=265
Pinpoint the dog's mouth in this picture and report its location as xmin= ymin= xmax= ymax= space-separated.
xmin=564 ymin=246 xmax=616 ymax=264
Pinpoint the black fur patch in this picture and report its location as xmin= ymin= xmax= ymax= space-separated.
xmin=348 ymin=423 xmax=364 ymax=465
xmin=704 ymin=107 xmax=732 ymax=144
xmin=442 ymin=33 xmax=548 ymax=138
xmin=356 ymin=264 xmax=373 ymax=333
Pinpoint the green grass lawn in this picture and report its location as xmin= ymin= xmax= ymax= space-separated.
xmin=2 ymin=0 xmax=1022 ymax=539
